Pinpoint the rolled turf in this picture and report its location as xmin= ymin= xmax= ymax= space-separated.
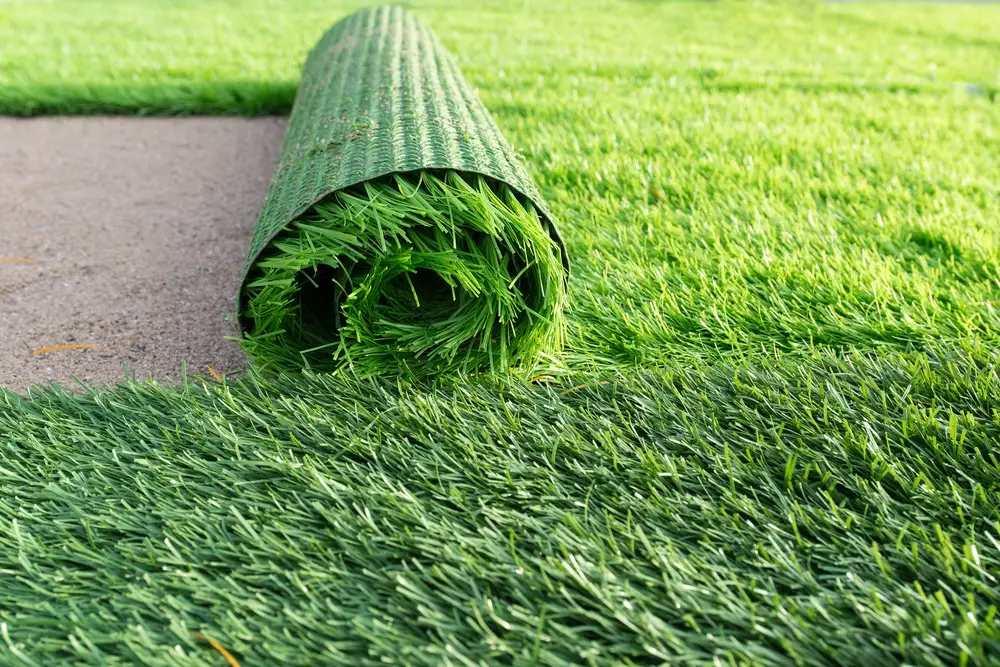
xmin=238 ymin=6 xmax=568 ymax=377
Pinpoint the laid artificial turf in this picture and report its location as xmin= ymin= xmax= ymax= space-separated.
xmin=3 ymin=349 xmax=1000 ymax=666
xmin=1 ymin=0 xmax=1000 ymax=664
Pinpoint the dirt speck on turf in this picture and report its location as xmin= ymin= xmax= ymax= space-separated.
xmin=0 ymin=117 xmax=287 ymax=393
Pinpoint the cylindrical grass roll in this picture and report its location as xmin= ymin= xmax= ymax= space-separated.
xmin=238 ymin=6 xmax=568 ymax=377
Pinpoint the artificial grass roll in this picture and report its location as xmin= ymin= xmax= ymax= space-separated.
xmin=238 ymin=6 xmax=568 ymax=376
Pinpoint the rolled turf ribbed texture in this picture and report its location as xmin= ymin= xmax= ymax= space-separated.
xmin=238 ymin=6 xmax=568 ymax=377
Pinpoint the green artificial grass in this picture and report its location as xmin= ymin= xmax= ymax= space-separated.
xmin=243 ymin=172 xmax=565 ymax=375
xmin=1 ymin=347 xmax=1000 ymax=665
xmin=236 ymin=7 xmax=569 ymax=378
xmin=1 ymin=0 xmax=1000 ymax=664
xmin=0 ymin=81 xmax=298 ymax=116
xmin=6 ymin=0 xmax=991 ymax=372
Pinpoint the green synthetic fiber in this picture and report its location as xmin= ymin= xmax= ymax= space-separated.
xmin=237 ymin=6 xmax=568 ymax=376
xmin=2 ymin=346 xmax=1000 ymax=665
xmin=2 ymin=0 xmax=1000 ymax=664
xmin=242 ymin=171 xmax=565 ymax=375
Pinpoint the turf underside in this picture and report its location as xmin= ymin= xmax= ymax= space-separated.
xmin=1 ymin=0 xmax=1000 ymax=664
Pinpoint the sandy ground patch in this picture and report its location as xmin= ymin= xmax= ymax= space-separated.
xmin=0 ymin=117 xmax=287 ymax=393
